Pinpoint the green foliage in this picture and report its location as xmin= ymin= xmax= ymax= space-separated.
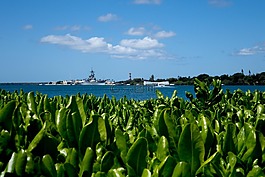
xmin=0 ymin=79 xmax=265 ymax=176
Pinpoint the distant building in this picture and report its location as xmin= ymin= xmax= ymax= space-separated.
xmin=143 ymin=81 xmax=170 ymax=86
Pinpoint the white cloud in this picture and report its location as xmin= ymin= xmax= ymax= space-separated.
xmin=23 ymin=24 xmax=33 ymax=30
xmin=154 ymin=31 xmax=176 ymax=39
xmin=98 ymin=13 xmax=118 ymax=22
xmin=40 ymin=34 xmax=168 ymax=59
xmin=40 ymin=34 xmax=109 ymax=52
xmin=235 ymin=48 xmax=255 ymax=56
xmin=120 ymin=37 xmax=164 ymax=49
xmin=234 ymin=44 xmax=265 ymax=56
xmin=208 ymin=0 xmax=232 ymax=7
xmin=126 ymin=27 xmax=176 ymax=39
xmin=133 ymin=0 xmax=161 ymax=4
xmin=126 ymin=27 xmax=146 ymax=36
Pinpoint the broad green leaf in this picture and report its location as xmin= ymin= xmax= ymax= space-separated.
xmin=163 ymin=109 xmax=179 ymax=151
xmin=256 ymin=116 xmax=265 ymax=136
xmin=25 ymin=152 xmax=35 ymax=175
xmin=227 ymin=152 xmax=237 ymax=175
xmin=56 ymin=107 xmax=68 ymax=140
xmin=214 ymin=119 xmax=220 ymax=133
xmin=76 ymin=96 xmax=87 ymax=126
xmin=55 ymin=163 xmax=64 ymax=177
xmin=42 ymin=154 xmax=56 ymax=177
xmin=184 ymin=109 xmax=196 ymax=123
xmin=80 ymin=147 xmax=94 ymax=177
xmin=172 ymin=161 xmax=191 ymax=177
xmin=157 ymin=109 xmax=169 ymax=137
xmin=125 ymin=112 xmax=135 ymax=131
xmin=94 ymin=171 xmax=106 ymax=177
xmin=247 ymin=165 xmax=265 ymax=177
xmin=199 ymin=114 xmax=214 ymax=156
xmin=65 ymin=148 xmax=79 ymax=169
xmin=27 ymin=92 xmax=37 ymax=114
xmin=126 ymin=137 xmax=148 ymax=176
xmin=0 ymin=100 xmax=16 ymax=131
xmin=257 ymin=104 xmax=265 ymax=115
xmin=98 ymin=116 xmax=107 ymax=142
xmin=213 ymin=156 xmax=228 ymax=177
xmin=12 ymin=103 xmax=22 ymax=132
xmin=37 ymin=95 xmax=44 ymax=116
xmin=64 ymin=163 xmax=78 ymax=177
xmin=107 ymin=168 xmax=125 ymax=177
xmin=44 ymin=95 xmax=51 ymax=114
xmin=140 ymin=127 xmax=157 ymax=154
xmin=178 ymin=123 xmax=205 ymax=176
xmin=6 ymin=152 xmax=18 ymax=174
xmin=15 ymin=149 xmax=27 ymax=176
xmin=95 ymin=142 xmax=104 ymax=164
xmin=27 ymin=122 xmax=46 ymax=152
xmin=66 ymin=111 xmax=77 ymax=147
xmin=40 ymin=111 xmax=52 ymax=124
xmin=157 ymin=155 xmax=176 ymax=177
xmin=79 ymin=114 xmax=101 ymax=155
xmin=194 ymin=78 xmax=209 ymax=104
xmin=141 ymin=169 xmax=151 ymax=177
xmin=71 ymin=112 xmax=82 ymax=144
xmin=237 ymin=123 xmax=256 ymax=162
xmin=66 ymin=96 xmax=83 ymax=120
xmin=102 ymin=113 xmax=112 ymax=144
xmin=195 ymin=151 xmax=219 ymax=175
xmin=257 ymin=132 xmax=265 ymax=164
xmin=100 ymin=151 xmax=114 ymax=172
xmin=115 ymin=128 xmax=128 ymax=163
xmin=223 ymin=123 xmax=237 ymax=155
xmin=153 ymin=105 xmax=166 ymax=130
xmin=156 ymin=136 xmax=169 ymax=161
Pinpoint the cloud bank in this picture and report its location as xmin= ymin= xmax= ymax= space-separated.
xmin=234 ymin=43 xmax=265 ymax=56
xmin=125 ymin=27 xmax=176 ymax=39
xmin=40 ymin=34 xmax=168 ymax=59
xmin=98 ymin=13 xmax=118 ymax=22
xmin=126 ymin=27 xmax=146 ymax=36
xmin=154 ymin=31 xmax=176 ymax=39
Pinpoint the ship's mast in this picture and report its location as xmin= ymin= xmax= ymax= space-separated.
xmin=89 ymin=68 xmax=96 ymax=80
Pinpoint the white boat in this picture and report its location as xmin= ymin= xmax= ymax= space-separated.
xmin=155 ymin=83 xmax=172 ymax=88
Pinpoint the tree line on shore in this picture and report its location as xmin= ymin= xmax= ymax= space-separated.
xmin=122 ymin=71 xmax=265 ymax=85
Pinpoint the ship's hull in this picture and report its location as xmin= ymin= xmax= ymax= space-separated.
xmin=80 ymin=82 xmax=106 ymax=85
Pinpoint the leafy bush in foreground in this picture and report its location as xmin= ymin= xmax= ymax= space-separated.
xmin=0 ymin=79 xmax=265 ymax=176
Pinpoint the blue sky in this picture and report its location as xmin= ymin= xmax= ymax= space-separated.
xmin=0 ymin=0 xmax=265 ymax=82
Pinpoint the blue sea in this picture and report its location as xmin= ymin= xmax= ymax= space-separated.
xmin=0 ymin=84 xmax=265 ymax=100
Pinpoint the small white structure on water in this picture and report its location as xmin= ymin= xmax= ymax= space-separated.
xmin=143 ymin=81 xmax=170 ymax=87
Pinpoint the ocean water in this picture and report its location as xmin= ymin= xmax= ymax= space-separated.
xmin=0 ymin=84 xmax=265 ymax=100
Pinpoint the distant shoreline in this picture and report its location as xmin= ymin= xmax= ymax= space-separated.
xmin=1 ymin=71 xmax=265 ymax=85
xmin=0 ymin=82 xmax=43 ymax=85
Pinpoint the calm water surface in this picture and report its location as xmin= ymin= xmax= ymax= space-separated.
xmin=1 ymin=84 xmax=265 ymax=100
